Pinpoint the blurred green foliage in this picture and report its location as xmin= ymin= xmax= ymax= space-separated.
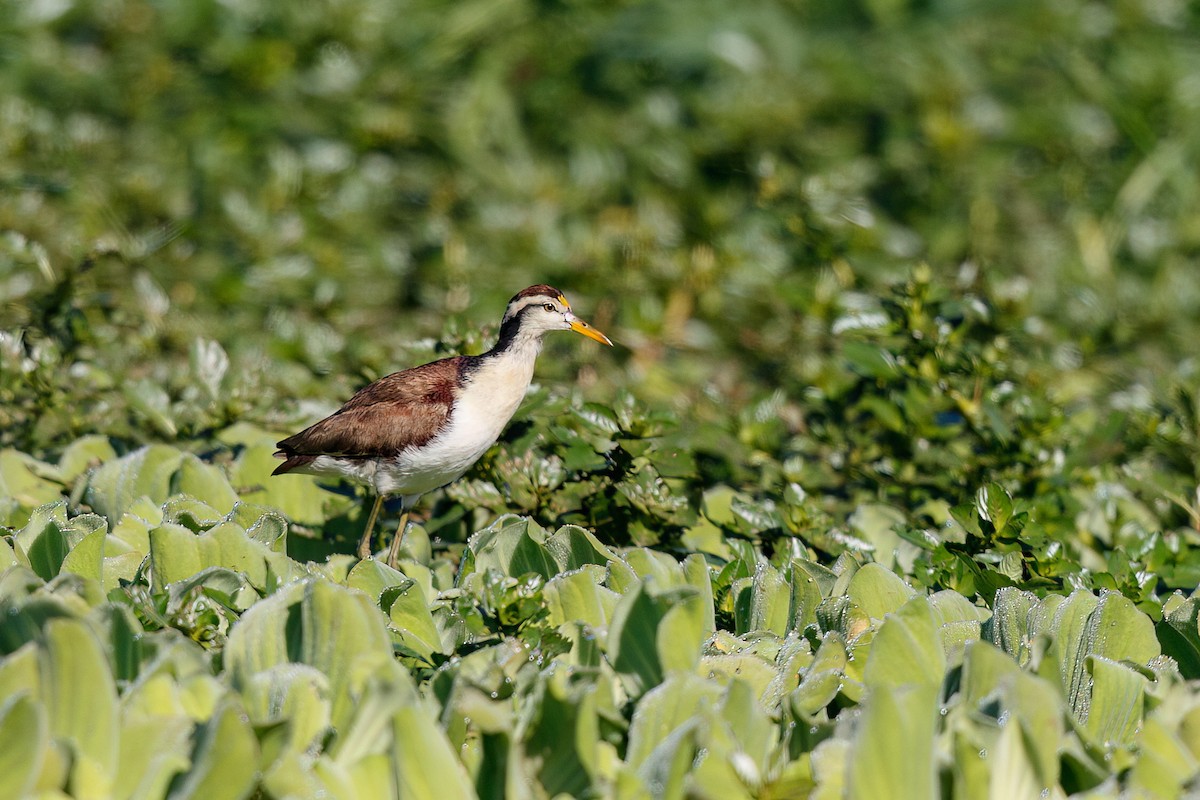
xmin=3 ymin=0 xmax=1200 ymax=796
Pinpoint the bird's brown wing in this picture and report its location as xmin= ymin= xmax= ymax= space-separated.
xmin=272 ymin=357 xmax=463 ymax=475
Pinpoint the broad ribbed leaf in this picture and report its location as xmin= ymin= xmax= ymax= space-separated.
xmin=167 ymin=700 xmax=259 ymax=800
xmin=44 ymin=617 xmax=119 ymax=789
xmin=391 ymin=706 xmax=478 ymax=800
xmin=848 ymin=683 xmax=938 ymax=800
xmin=864 ymin=597 xmax=944 ymax=690
xmin=0 ymin=693 xmax=46 ymax=800
xmin=847 ymin=563 xmax=915 ymax=621
xmin=85 ymin=445 xmax=185 ymax=521
xmin=225 ymin=579 xmax=407 ymax=733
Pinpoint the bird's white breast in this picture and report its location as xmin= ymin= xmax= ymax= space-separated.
xmin=371 ymin=349 xmax=537 ymax=497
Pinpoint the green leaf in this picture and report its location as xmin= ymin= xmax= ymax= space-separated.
xmin=626 ymin=673 xmax=722 ymax=769
xmin=167 ymin=700 xmax=259 ymax=800
xmin=987 ymin=586 xmax=1039 ymax=664
xmin=842 ymin=340 xmax=898 ymax=379
xmin=230 ymin=442 xmax=330 ymax=526
xmin=172 ymin=455 xmax=239 ymax=515
xmin=0 ymin=693 xmax=46 ymax=800
xmin=391 ymin=706 xmax=479 ymax=800
xmin=520 ymin=668 xmax=599 ymax=797
xmin=975 ymin=482 xmax=1013 ymax=534
xmin=847 ymin=563 xmax=915 ymax=621
xmin=0 ymin=449 xmax=62 ymax=525
xmin=224 ymin=579 xmax=412 ymax=733
xmin=43 ymin=617 xmax=119 ymax=787
xmin=57 ymin=435 xmax=117 ymax=484
xmin=149 ymin=520 xmax=300 ymax=593
xmin=1158 ymin=596 xmax=1200 ymax=679
xmin=470 ymin=517 xmax=560 ymax=579
xmin=1129 ymin=717 xmax=1199 ymax=798
xmin=545 ymin=566 xmax=618 ymax=628
xmin=242 ymin=664 xmax=332 ymax=757
xmin=85 ymin=445 xmax=186 ymax=521
xmin=608 ymin=581 xmax=704 ymax=696
xmin=848 ymin=683 xmax=938 ymax=800
xmin=1083 ymin=655 xmax=1146 ymax=749
xmin=863 ymin=597 xmax=945 ymax=690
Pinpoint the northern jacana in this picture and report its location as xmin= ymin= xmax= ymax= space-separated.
xmin=272 ymin=285 xmax=612 ymax=567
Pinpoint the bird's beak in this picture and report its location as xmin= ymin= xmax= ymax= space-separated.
xmin=566 ymin=313 xmax=613 ymax=346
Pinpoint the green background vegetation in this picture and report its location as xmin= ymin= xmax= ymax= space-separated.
xmin=2 ymin=0 xmax=1200 ymax=797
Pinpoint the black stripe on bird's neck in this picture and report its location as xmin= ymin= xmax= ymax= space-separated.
xmin=487 ymin=306 xmax=534 ymax=356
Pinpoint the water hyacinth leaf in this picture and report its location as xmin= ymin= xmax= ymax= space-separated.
xmin=44 ymin=617 xmax=119 ymax=787
xmin=150 ymin=520 xmax=299 ymax=592
xmin=0 ymin=450 xmax=62 ymax=524
xmin=975 ymin=482 xmax=1013 ymax=534
xmin=626 ymin=673 xmax=722 ymax=769
xmin=56 ymin=435 xmax=117 ymax=484
xmin=1158 ymin=596 xmax=1200 ymax=679
xmin=115 ymin=717 xmax=193 ymax=800
xmin=846 ymin=563 xmax=915 ymax=621
xmin=987 ymin=587 xmax=1038 ymax=663
xmin=848 ymin=683 xmax=938 ymax=800
xmin=224 ymin=579 xmax=405 ymax=733
xmin=172 ymin=455 xmax=239 ymax=515
xmin=543 ymin=524 xmax=617 ymax=570
xmin=545 ymin=566 xmax=617 ymax=628
xmin=609 ymin=581 xmax=705 ymax=694
xmin=391 ymin=706 xmax=479 ymax=800
xmin=126 ymin=379 xmax=177 ymax=438
xmin=864 ymin=597 xmax=945 ymax=690
xmin=520 ymin=669 xmax=599 ymax=797
xmin=1083 ymin=655 xmax=1146 ymax=749
xmin=470 ymin=517 xmax=559 ymax=579
xmin=85 ymin=445 xmax=185 ymax=521
xmin=229 ymin=442 xmax=329 ymax=526
xmin=1128 ymin=717 xmax=1199 ymax=798
xmin=0 ymin=693 xmax=46 ymax=800
xmin=167 ymin=699 xmax=259 ymax=800
xmin=842 ymin=340 xmax=898 ymax=380
xmin=242 ymin=664 xmax=332 ymax=756
xmin=575 ymin=403 xmax=621 ymax=434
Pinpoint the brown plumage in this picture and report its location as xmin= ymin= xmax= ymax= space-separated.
xmin=272 ymin=358 xmax=464 ymax=473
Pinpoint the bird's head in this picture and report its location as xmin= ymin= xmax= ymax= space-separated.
xmin=501 ymin=285 xmax=613 ymax=346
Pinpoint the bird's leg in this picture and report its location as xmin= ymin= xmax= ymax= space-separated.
xmin=385 ymin=510 xmax=410 ymax=569
xmin=357 ymin=494 xmax=384 ymax=560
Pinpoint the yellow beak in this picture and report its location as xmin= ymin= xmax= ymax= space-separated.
xmin=568 ymin=316 xmax=613 ymax=346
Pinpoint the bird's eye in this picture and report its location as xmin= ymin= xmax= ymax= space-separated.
xmin=542 ymin=303 xmax=556 ymax=312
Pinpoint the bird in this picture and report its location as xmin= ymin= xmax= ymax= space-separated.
xmin=272 ymin=285 xmax=612 ymax=567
